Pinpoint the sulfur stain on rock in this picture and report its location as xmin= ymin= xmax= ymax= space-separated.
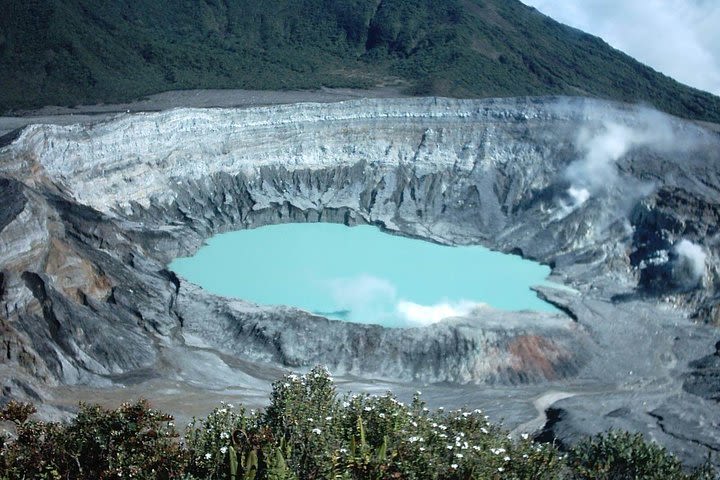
xmin=507 ymin=334 xmax=569 ymax=381
xmin=44 ymin=238 xmax=112 ymax=304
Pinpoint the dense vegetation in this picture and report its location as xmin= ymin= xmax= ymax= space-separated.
xmin=1 ymin=0 xmax=719 ymax=122
xmin=0 ymin=367 xmax=715 ymax=479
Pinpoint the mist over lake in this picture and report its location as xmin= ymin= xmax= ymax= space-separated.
xmin=170 ymin=223 xmax=556 ymax=327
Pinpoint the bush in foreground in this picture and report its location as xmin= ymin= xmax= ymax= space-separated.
xmin=0 ymin=367 xmax=715 ymax=479
xmin=0 ymin=398 xmax=185 ymax=479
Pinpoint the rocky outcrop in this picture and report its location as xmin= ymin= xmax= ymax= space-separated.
xmin=684 ymin=341 xmax=720 ymax=402
xmin=0 ymin=96 xmax=719 ymax=465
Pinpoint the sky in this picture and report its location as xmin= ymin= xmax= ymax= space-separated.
xmin=520 ymin=0 xmax=720 ymax=96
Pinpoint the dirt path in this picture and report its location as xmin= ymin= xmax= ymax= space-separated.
xmin=510 ymin=390 xmax=576 ymax=437
xmin=0 ymin=86 xmax=407 ymax=137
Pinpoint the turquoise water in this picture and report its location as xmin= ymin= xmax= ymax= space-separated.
xmin=170 ymin=223 xmax=556 ymax=327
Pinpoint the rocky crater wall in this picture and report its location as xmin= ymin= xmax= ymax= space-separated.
xmin=1 ymin=96 xmax=719 ymax=464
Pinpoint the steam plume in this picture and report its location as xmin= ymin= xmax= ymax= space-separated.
xmin=673 ymin=239 xmax=707 ymax=288
xmin=396 ymin=300 xmax=479 ymax=326
xmin=327 ymin=274 xmax=482 ymax=326
xmin=558 ymin=108 xmax=685 ymax=214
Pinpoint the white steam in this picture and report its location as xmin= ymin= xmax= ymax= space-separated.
xmin=328 ymin=274 xmax=398 ymax=324
xmin=562 ymin=121 xmax=647 ymax=212
xmin=673 ymin=239 xmax=707 ymax=287
xmin=558 ymin=109 xmax=684 ymax=215
xmin=327 ymin=274 xmax=481 ymax=327
xmin=396 ymin=300 xmax=480 ymax=326
xmin=566 ymin=186 xmax=590 ymax=207
xmin=329 ymin=274 xmax=397 ymax=307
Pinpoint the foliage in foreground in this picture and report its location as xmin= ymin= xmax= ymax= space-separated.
xmin=0 ymin=367 xmax=715 ymax=479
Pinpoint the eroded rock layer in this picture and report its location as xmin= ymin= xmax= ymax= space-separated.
xmin=0 ymin=96 xmax=719 ymax=465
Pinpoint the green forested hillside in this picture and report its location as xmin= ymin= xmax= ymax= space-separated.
xmin=1 ymin=0 xmax=719 ymax=121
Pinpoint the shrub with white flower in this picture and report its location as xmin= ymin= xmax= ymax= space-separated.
xmin=184 ymin=401 xmax=251 ymax=479
xmin=1 ymin=367 xmax=711 ymax=480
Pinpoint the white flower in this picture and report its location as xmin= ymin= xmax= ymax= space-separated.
xmin=438 ymin=425 xmax=447 ymax=431
xmin=325 ymin=416 xmax=332 ymax=421
xmin=419 ymin=447 xmax=426 ymax=451
xmin=416 ymin=390 xmax=422 ymax=396
xmin=503 ymin=456 xmax=511 ymax=461
xmin=521 ymin=433 xmax=529 ymax=440
xmin=312 ymin=428 xmax=322 ymax=435
xmin=462 ymin=412 xmax=471 ymax=417
xmin=204 ymin=453 xmax=212 ymax=460
xmin=481 ymin=427 xmax=488 ymax=434
xmin=364 ymin=406 xmax=373 ymax=412
xmin=220 ymin=432 xmax=230 ymax=439
xmin=379 ymin=413 xmax=385 ymax=418
xmin=455 ymin=453 xmax=463 ymax=459
xmin=431 ymin=423 xmax=438 ymax=428
xmin=227 ymin=403 xmax=234 ymax=409
xmin=451 ymin=464 xmax=458 ymax=469
xmin=217 ymin=408 xmax=227 ymax=414
xmin=408 ymin=436 xmax=420 ymax=443
xmin=342 ymin=401 xmax=350 ymax=408
xmin=523 ymin=454 xmax=529 ymax=459
xmin=339 ymin=448 xmax=348 ymax=454
xmin=220 ymin=447 xmax=228 ymax=454
xmin=498 ymin=467 xmax=505 ymax=472
xmin=446 ymin=445 xmax=454 ymax=450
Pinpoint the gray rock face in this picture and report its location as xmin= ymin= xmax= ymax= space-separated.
xmin=684 ymin=341 xmax=720 ymax=402
xmin=0 ymin=96 xmax=719 ymax=465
